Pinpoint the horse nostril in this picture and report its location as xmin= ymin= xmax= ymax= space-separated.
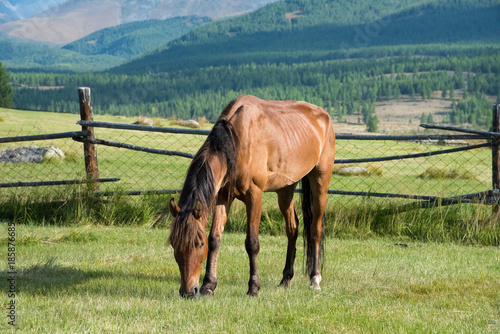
xmin=193 ymin=286 xmax=200 ymax=298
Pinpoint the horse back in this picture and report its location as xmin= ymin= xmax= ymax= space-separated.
xmin=222 ymin=95 xmax=335 ymax=192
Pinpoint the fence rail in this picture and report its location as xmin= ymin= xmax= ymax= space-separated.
xmin=77 ymin=120 xmax=211 ymax=135
xmin=0 ymin=131 xmax=90 ymax=144
xmin=0 ymin=178 xmax=120 ymax=188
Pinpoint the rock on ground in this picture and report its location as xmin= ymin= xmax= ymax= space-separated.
xmin=0 ymin=146 xmax=66 ymax=163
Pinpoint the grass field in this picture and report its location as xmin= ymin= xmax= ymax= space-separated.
xmin=1 ymin=107 xmax=499 ymax=245
xmin=0 ymin=224 xmax=499 ymax=333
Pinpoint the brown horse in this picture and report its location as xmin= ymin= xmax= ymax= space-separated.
xmin=169 ymin=95 xmax=335 ymax=298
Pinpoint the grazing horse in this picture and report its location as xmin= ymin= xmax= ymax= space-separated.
xmin=169 ymin=95 xmax=335 ymax=298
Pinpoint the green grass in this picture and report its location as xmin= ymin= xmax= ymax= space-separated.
xmin=419 ymin=166 xmax=476 ymax=180
xmin=0 ymin=224 xmax=498 ymax=333
xmin=1 ymin=188 xmax=498 ymax=246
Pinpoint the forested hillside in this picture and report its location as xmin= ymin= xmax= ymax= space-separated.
xmin=114 ymin=0 xmax=500 ymax=73
xmin=62 ymin=16 xmax=210 ymax=58
xmin=0 ymin=33 xmax=122 ymax=72
xmin=11 ymin=53 xmax=500 ymax=130
xmin=0 ymin=61 xmax=13 ymax=107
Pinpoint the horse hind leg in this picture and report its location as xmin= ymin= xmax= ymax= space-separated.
xmin=276 ymin=185 xmax=299 ymax=288
xmin=303 ymin=166 xmax=332 ymax=290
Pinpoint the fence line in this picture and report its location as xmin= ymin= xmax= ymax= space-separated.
xmin=77 ymin=120 xmax=211 ymax=135
xmin=0 ymin=178 xmax=120 ymax=188
xmin=2 ymin=87 xmax=498 ymax=212
xmin=421 ymin=123 xmax=500 ymax=138
xmin=0 ymin=131 xmax=90 ymax=144
xmin=73 ymin=137 xmax=195 ymax=159
xmin=336 ymin=142 xmax=491 ymax=164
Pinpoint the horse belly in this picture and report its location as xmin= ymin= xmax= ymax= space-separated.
xmin=263 ymin=148 xmax=319 ymax=191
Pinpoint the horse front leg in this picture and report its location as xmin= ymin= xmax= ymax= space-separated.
xmin=200 ymin=193 xmax=232 ymax=296
xmin=244 ymin=189 xmax=262 ymax=296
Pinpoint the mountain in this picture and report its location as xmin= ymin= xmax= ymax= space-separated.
xmin=113 ymin=0 xmax=500 ymax=74
xmin=0 ymin=0 xmax=279 ymax=45
xmin=0 ymin=16 xmax=210 ymax=71
xmin=0 ymin=0 xmax=67 ymax=24
xmin=0 ymin=33 xmax=122 ymax=71
xmin=62 ymin=16 xmax=210 ymax=58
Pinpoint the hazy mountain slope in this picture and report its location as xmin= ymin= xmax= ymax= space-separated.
xmin=0 ymin=0 xmax=279 ymax=44
xmin=0 ymin=16 xmax=211 ymax=71
xmin=0 ymin=33 xmax=124 ymax=71
xmin=62 ymin=16 xmax=210 ymax=58
xmin=0 ymin=0 xmax=123 ymax=45
xmin=113 ymin=0 xmax=500 ymax=74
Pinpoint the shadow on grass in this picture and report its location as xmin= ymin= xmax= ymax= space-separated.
xmin=0 ymin=258 xmax=180 ymax=299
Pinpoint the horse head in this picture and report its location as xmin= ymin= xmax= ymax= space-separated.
xmin=169 ymin=198 xmax=208 ymax=298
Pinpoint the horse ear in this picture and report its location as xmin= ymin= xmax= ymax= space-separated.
xmin=193 ymin=200 xmax=203 ymax=220
xmin=169 ymin=198 xmax=180 ymax=217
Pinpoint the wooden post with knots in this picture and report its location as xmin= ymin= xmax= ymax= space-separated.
xmin=78 ymin=87 xmax=100 ymax=192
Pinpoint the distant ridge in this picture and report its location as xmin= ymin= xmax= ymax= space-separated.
xmin=112 ymin=0 xmax=500 ymax=74
xmin=0 ymin=0 xmax=279 ymax=45
xmin=62 ymin=16 xmax=211 ymax=58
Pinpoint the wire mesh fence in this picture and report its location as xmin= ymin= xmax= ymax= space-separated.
xmin=0 ymin=120 xmax=494 ymax=209
xmin=333 ymin=137 xmax=491 ymax=198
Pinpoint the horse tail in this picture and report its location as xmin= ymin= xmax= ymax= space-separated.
xmin=302 ymin=175 xmax=325 ymax=275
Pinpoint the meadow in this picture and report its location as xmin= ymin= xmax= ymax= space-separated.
xmin=1 ymin=107 xmax=499 ymax=245
xmin=0 ymin=225 xmax=498 ymax=333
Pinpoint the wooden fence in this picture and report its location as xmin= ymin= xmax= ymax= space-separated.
xmin=2 ymin=87 xmax=500 ymax=210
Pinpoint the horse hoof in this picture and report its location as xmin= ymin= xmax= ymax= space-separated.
xmin=200 ymin=287 xmax=214 ymax=296
xmin=278 ymin=279 xmax=291 ymax=288
xmin=309 ymin=274 xmax=321 ymax=290
xmin=246 ymin=288 xmax=259 ymax=296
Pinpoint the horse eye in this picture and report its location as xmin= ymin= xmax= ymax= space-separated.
xmin=199 ymin=242 xmax=205 ymax=249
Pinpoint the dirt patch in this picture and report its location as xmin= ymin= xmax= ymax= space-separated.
xmin=335 ymin=92 xmax=462 ymax=134
xmin=374 ymin=95 xmax=453 ymax=133
xmin=286 ymin=10 xmax=303 ymax=23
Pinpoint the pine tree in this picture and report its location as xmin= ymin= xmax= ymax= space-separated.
xmin=426 ymin=113 xmax=434 ymax=124
xmin=420 ymin=113 xmax=427 ymax=124
xmin=0 ymin=62 xmax=14 ymax=108
xmin=367 ymin=115 xmax=379 ymax=133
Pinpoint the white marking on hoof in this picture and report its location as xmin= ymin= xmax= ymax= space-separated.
xmin=309 ymin=274 xmax=321 ymax=290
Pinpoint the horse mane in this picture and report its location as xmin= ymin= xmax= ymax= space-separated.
xmin=169 ymin=101 xmax=239 ymax=249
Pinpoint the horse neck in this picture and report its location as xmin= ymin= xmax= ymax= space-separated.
xmin=206 ymin=153 xmax=228 ymax=196
xmin=179 ymin=150 xmax=228 ymax=217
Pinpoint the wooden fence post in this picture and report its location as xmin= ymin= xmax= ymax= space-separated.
xmin=78 ymin=87 xmax=100 ymax=192
xmin=492 ymin=104 xmax=500 ymax=213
